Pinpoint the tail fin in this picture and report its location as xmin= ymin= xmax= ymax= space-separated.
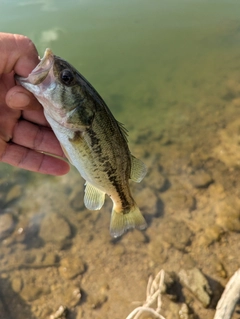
xmin=110 ymin=205 xmax=147 ymax=238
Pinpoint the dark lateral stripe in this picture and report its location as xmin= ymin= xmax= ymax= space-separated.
xmin=86 ymin=127 xmax=130 ymax=211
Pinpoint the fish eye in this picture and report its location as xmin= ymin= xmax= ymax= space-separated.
xmin=60 ymin=69 xmax=74 ymax=85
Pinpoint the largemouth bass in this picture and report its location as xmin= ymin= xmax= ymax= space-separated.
xmin=16 ymin=48 xmax=147 ymax=237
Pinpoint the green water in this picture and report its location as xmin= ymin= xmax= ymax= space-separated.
xmin=2 ymin=0 xmax=240 ymax=130
xmin=1 ymin=1 xmax=240 ymax=318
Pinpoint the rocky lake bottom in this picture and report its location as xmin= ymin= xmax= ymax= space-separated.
xmin=1 ymin=75 xmax=240 ymax=319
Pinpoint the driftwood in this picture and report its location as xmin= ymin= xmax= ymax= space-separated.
xmin=214 ymin=268 xmax=240 ymax=319
xmin=126 ymin=268 xmax=240 ymax=319
xmin=126 ymin=270 xmax=166 ymax=319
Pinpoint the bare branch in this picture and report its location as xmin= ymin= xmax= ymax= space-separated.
xmin=214 ymin=269 xmax=240 ymax=319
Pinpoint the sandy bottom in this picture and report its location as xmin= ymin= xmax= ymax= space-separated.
xmin=1 ymin=76 xmax=240 ymax=319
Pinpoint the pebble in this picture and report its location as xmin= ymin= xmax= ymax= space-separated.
xmin=158 ymin=218 xmax=192 ymax=250
xmin=148 ymin=237 xmax=168 ymax=264
xmin=110 ymin=244 xmax=125 ymax=257
xmin=39 ymin=306 xmax=52 ymax=318
xmin=189 ymin=169 xmax=213 ymax=188
xmin=20 ymin=284 xmax=46 ymax=301
xmin=146 ymin=168 xmax=167 ymax=191
xmin=42 ymin=252 xmax=58 ymax=265
xmin=197 ymin=225 xmax=223 ymax=247
xmin=214 ymin=261 xmax=227 ymax=278
xmin=39 ymin=213 xmax=71 ymax=244
xmin=216 ymin=200 xmax=240 ymax=231
xmin=59 ymin=255 xmax=85 ymax=279
xmin=0 ymin=212 xmax=15 ymax=239
xmin=24 ymin=252 xmax=36 ymax=264
xmin=180 ymin=254 xmax=196 ymax=269
xmin=63 ymin=286 xmax=81 ymax=307
xmin=121 ymin=229 xmax=147 ymax=245
xmin=213 ymin=119 xmax=240 ymax=167
xmin=87 ymin=292 xmax=108 ymax=309
xmin=161 ymin=190 xmax=195 ymax=212
xmin=50 ymin=305 xmax=67 ymax=319
xmin=135 ymin=187 xmax=158 ymax=215
xmin=75 ymin=308 xmax=84 ymax=319
xmin=164 ymin=301 xmax=181 ymax=319
xmin=178 ymin=267 xmax=212 ymax=307
xmin=11 ymin=276 xmax=23 ymax=293
xmin=179 ymin=303 xmax=195 ymax=319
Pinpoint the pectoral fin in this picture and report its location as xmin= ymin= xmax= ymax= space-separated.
xmin=60 ymin=143 xmax=73 ymax=165
xmin=130 ymin=155 xmax=147 ymax=183
xmin=84 ymin=182 xmax=105 ymax=210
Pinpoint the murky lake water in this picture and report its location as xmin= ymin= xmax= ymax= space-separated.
xmin=1 ymin=1 xmax=240 ymax=318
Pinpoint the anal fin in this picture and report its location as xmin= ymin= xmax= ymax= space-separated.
xmin=84 ymin=182 xmax=105 ymax=210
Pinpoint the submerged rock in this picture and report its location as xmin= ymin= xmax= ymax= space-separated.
xmin=39 ymin=213 xmax=71 ymax=244
xmin=213 ymin=118 xmax=240 ymax=167
xmin=216 ymin=198 xmax=240 ymax=232
xmin=59 ymin=255 xmax=85 ymax=280
xmin=87 ymin=292 xmax=108 ymax=309
xmin=135 ymin=187 xmax=158 ymax=216
xmin=159 ymin=218 xmax=192 ymax=250
xmin=20 ymin=283 xmax=49 ymax=301
xmin=189 ymin=170 xmax=213 ymax=188
xmin=179 ymin=267 xmax=212 ymax=307
xmin=197 ymin=225 xmax=223 ymax=247
xmin=146 ymin=168 xmax=167 ymax=191
xmin=0 ymin=212 xmax=15 ymax=239
xmin=11 ymin=276 xmax=23 ymax=293
xmin=148 ymin=237 xmax=168 ymax=265
xmin=62 ymin=286 xmax=82 ymax=307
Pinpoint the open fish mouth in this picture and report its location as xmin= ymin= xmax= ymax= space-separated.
xmin=15 ymin=48 xmax=54 ymax=85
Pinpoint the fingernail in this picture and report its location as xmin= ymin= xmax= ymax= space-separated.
xmin=9 ymin=92 xmax=31 ymax=108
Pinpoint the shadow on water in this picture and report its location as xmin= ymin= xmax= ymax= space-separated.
xmin=0 ymin=277 xmax=37 ymax=319
xmin=206 ymin=275 xmax=224 ymax=310
xmin=165 ymin=275 xmax=202 ymax=319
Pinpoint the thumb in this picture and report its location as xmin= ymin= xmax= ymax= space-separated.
xmin=6 ymin=86 xmax=42 ymax=110
xmin=0 ymin=33 xmax=39 ymax=76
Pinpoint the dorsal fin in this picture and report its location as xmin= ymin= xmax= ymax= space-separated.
xmin=117 ymin=121 xmax=128 ymax=143
xmin=130 ymin=155 xmax=147 ymax=182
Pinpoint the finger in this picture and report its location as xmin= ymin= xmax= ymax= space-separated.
xmin=6 ymin=85 xmax=42 ymax=111
xmin=0 ymin=102 xmax=20 ymax=142
xmin=6 ymin=86 xmax=50 ymax=126
xmin=22 ymin=109 xmax=50 ymax=126
xmin=0 ymin=140 xmax=70 ymax=175
xmin=13 ymin=120 xmax=65 ymax=157
xmin=0 ymin=33 xmax=39 ymax=76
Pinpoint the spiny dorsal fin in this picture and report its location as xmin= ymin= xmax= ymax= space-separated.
xmin=130 ymin=155 xmax=147 ymax=183
xmin=84 ymin=182 xmax=105 ymax=210
xmin=117 ymin=121 xmax=128 ymax=143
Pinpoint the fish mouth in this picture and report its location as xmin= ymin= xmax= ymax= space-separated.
xmin=15 ymin=48 xmax=54 ymax=85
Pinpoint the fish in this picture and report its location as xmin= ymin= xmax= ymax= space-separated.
xmin=15 ymin=48 xmax=147 ymax=237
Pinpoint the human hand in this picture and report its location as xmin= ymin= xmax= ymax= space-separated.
xmin=0 ymin=33 xmax=70 ymax=175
